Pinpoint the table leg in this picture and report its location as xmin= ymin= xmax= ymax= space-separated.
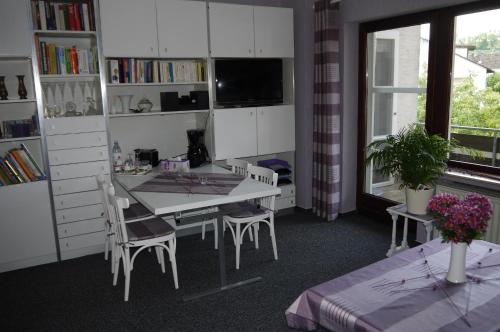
xmin=401 ymin=217 xmax=409 ymax=250
xmin=386 ymin=213 xmax=398 ymax=257
xmin=182 ymin=212 xmax=262 ymax=302
xmin=425 ymin=223 xmax=433 ymax=243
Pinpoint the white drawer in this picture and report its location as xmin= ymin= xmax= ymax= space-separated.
xmin=276 ymin=196 xmax=295 ymax=211
xmin=48 ymin=146 xmax=109 ymax=166
xmin=46 ymin=132 xmax=107 ymax=151
xmin=54 ymin=190 xmax=101 ymax=210
xmin=278 ymin=184 xmax=295 ymax=198
xmin=45 ymin=116 xmax=106 ymax=136
xmin=50 ymin=161 xmax=110 ymax=181
xmin=56 ymin=204 xmax=105 ymax=224
xmin=58 ymin=218 xmax=106 ymax=238
xmin=52 ymin=175 xmax=110 ymax=196
xmin=59 ymin=231 xmax=105 ymax=252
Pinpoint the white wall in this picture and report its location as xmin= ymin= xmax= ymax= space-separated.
xmin=340 ymin=0 xmax=481 ymax=213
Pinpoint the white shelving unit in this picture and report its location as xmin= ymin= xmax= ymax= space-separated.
xmin=0 ymin=136 xmax=41 ymax=143
xmin=107 ymin=81 xmax=207 ymax=87
xmin=109 ymin=109 xmax=209 ymax=118
xmin=0 ymin=98 xmax=37 ymax=104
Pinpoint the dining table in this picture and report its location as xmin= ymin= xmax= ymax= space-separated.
xmin=115 ymin=164 xmax=281 ymax=301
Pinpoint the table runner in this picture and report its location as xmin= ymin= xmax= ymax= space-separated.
xmin=131 ymin=172 xmax=245 ymax=195
xmin=286 ymin=239 xmax=500 ymax=332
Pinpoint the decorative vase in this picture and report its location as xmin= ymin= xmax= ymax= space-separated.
xmin=17 ymin=75 xmax=27 ymax=99
xmin=118 ymin=94 xmax=133 ymax=114
xmin=446 ymin=242 xmax=468 ymax=284
xmin=406 ymin=187 xmax=434 ymax=215
xmin=0 ymin=76 xmax=8 ymax=100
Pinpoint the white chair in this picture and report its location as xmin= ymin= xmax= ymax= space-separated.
xmin=97 ymin=175 xmax=154 ymax=273
xmin=107 ymin=185 xmax=178 ymax=301
xmin=226 ymin=158 xmax=251 ymax=176
xmin=222 ymin=165 xmax=278 ymax=269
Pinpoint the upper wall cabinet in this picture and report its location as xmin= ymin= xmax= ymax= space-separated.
xmin=254 ymin=6 xmax=294 ymax=58
xmin=156 ymin=0 xmax=208 ymax=58
xmin=209 ymin=3 xmax=255 ymax=58
xmin=100 ymin=0 xmax=158 ymax=57
xmin=0 ymin=0 xmax=32 ymax=56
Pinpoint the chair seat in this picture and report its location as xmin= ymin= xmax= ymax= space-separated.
xmin=221 ymin=202 xmax=270 ymax=219
xmin=126 ymin=217 xmax=175 ymax=241
xmin=124 ymin=202 xmax=153 ymax=221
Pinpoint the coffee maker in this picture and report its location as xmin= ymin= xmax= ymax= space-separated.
xmin=187 ymin=129 xmax=209 ymax=168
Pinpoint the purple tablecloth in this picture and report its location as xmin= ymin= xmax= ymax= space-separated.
xmin=286 ymin=239 xmax=500 ymax=332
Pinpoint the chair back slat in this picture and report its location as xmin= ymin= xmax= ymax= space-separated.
xmin=247 ymin=165 xmax=278 ymax=210
xmin=226 ymin=158 xmax=251 ymax=176
xmin=107 ymin=185 xmax=130 ymax=244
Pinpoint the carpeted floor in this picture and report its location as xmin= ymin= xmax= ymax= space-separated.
xmin=0 ymin=210 xmax=396 ymax=331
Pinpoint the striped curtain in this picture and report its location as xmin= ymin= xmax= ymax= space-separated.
xmin=312 ymin=0 xmax=341 ymax=221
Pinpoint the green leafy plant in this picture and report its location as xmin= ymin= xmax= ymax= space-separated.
xmin=365 ymin=125 xmax=459 ymax=190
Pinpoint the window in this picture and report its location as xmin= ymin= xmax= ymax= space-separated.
xmin=357 ymin=0 xmax=500 ymax=216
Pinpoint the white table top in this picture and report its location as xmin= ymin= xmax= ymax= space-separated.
xmin=387 ymin=203 xmax=435 ymax=224
xmin=115 ymin=164 xmax=281 ymax=216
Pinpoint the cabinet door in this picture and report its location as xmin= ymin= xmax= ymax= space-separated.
xmin=254 ymin=6 xmax=294 ymax=58
xmin=209 ymin=3 xmax=254 ymax=58
xmin=0 ymin=0 xmax=32 ymax=56
xmin=214 ymin=108 xmax=257 ymax=160
xmin=99 ymin=0 xmax=158 ymax=57
xmin=257 ymin=105 xmax=295 ymax=155
xmin=156 ymin=0 xmax=208 ymax=58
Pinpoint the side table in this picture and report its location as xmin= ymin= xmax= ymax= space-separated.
xmin=386 ymin=204 xmax=435 ymax=257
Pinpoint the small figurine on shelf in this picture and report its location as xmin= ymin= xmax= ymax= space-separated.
xmin=0 ymin=76 xmax=8 ymax=100
xmin=85 ymin=97 xmax=100 ymax=115
xmin=17 ymin=75 xmax=27 ymax=99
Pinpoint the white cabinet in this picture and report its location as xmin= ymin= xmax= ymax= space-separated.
xmin=214 ymin=107 xmax=257 ymax=160
xmin=254 ymin=7 xmax=294 ymax=58
xmin=156 ymin=0 xmax=208 ymax=58
xmin=209 ymin=3 xmax=255 ymax=57
xmin=0 ymin=0 xmax=32 ymax=56
xmin=257 ymin=105 xmax=295 ymax=155
xmin=99 ymin=0 xmax=158 ymax=57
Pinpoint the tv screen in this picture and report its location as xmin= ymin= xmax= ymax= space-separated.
xmin=215 ymin=59 xmax=283 ymax=106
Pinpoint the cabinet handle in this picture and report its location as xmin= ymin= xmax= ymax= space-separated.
xmin=101 ymin=212 xmax=104 ymax=217
xmin=248 ymin=49 xmax=252 ymax=54
xmin=56 ymin=171 xmax=61 ymax=176
xmin=150 ymin=46 xmax=154 ymax=52
xmin=98 ymin=137 xmax=102 ymax=142
xmin=164 ymin=48 xmax=167 ymax=53
xmin=101 ymin=166 xmax=105 ymax=170
xmin=259 ymin=49 xmax=263 ymax=54
xmin=60 ymin=201 xmax=64 ymax=206
xmin=66 ymin=242 xmax=69 ymax=247
xmin=99 ymin=151 xmax=104 ymax=156
xmin=250 ymin=111 xmax=253 ymax=116
xmin=64 ymin=230 xmax=67 ymax=234
xmin=58 ymin=186 xmax=62 ymax=191
xmin=62 ymin=215 xmax=65 ymax=220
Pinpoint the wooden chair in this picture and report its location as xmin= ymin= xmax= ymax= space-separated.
xmin=97 ymin=175 xmax=154 ymax=273
xmin=222 ymin=165 xmax=278 ymax=269
xmin=107 ymin=185 xmax=178 ymax=301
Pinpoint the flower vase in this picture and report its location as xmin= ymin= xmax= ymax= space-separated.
xmin=446 ymin=242 xmax=467 ymax=283
xmin=0 ymin=76 xmax=8 ymax=100
xmin=118 ymin=94 xmax=133 ymax=114
xmin=17 ymin=75 xmax=28 ymax=99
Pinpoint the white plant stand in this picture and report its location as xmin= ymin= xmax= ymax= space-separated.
xmin=386 ymin=204 xmax=435 ymax=257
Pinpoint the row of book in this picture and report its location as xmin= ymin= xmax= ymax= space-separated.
xmin=1 ymin=116 xmax=39 ymax=139
xmin=0 ymin=144 xmax=46 ymax=186
xmin=31 ymin=0 xmax=96 ymax=32
xmin=35 ymin=38 xmax=99 ymax=75
xmin=108 ymin=59 xmax=206 ymax=84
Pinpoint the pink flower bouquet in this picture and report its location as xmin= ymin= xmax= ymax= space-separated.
xmin=428 ymin=193 xmax=493 ymax=244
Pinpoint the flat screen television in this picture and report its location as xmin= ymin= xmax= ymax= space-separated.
xmin=215 ymin=59 xmax=283 ymax=107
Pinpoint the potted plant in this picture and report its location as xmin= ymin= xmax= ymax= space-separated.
xmin=428 ymin=193 xmax=492 ymax=283
xmin=366 ymin=124 xmax=458 ymax=215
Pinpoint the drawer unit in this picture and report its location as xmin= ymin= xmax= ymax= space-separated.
xmin=59 ymin=231 xmax=105 ymax=252
xmin=53 ymin=190 xmax=102 ymax=210
xmin=45 ymin=116 xmax=106 ymax=136
xmin=50 ymin=161 xmax=110 ymax=181
xmin=278 ymin=184 xmax=295 ymax=198
xmin=52 ymin=175 xmax=110 ymax=196
xmin=276 ymin=196 xmax=295 ymax=211
xmin=58 ymin=218 xmax=106 ymax=238
xmin=56 ymin=204 xmax=105 ymax=224
xmin=46 ymin=132 xmax=108 ymax=151
xmin=48 ymin=146 xmax=109 ymax=166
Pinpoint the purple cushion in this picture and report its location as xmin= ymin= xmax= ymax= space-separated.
xmin=126 ymin=217 xmax=175 ymax=241
xmin=221 ymin=202 xmax=269 ymax=219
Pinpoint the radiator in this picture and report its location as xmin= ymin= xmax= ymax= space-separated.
xmin=436 ymin=185 xmax=500 ymax=244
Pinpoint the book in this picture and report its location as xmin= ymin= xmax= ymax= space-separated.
xmin=10 ymin=150 xmax=35 ymax=181
xmin=4 ymin=156 xmax=25 ymax=183
xmin=20 ymin=144 xmax=45 ymax=178
xmin=109 ymin=60 xmax=119 ymax=83
xmin=39 ymin=1 xmax=47 ymax=30
xmin=70 ymin=46 xmax=79 ymax=74
xmin=73 ymin=3 xmax=81 ymax=31
xmin=82 ymin=3 xmax=90 ymax=32
xmin=0 ymin=158 xmax=17 ymax=184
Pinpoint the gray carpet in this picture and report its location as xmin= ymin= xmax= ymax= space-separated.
xmin=0 ymin=210 xmax=396 ymax=331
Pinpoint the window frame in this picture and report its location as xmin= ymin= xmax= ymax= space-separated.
xmin=356 ymin=0 xmax=500 ymax=218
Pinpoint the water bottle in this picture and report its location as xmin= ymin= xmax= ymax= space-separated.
xmin=112 ymin=141 xmax=123 ymax=170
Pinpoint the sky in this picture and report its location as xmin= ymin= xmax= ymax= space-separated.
xmin=456 ymin=8 xmax=500 ymax=39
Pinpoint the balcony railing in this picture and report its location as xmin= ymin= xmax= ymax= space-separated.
xmin=450 ymin=124 xmax=500 ymax=167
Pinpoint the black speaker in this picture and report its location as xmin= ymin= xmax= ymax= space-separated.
xmin=160 ymin=92 xmax=180 ymax=112
xmin=190 ymin=90 xmax=209 ymax=109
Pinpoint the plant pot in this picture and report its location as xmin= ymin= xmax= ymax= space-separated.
xmin=446 ymin=242 xmax=468 ymax=284
xmin=406 ymin=187 xmax=434 ymax=215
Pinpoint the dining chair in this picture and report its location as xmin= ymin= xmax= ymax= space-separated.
xmin=222 ymin=165 xmax=278 ymax=269
xmin=226 ymin=158 xmax=251 ymax=176
xmin=97 ymin=175 xmax=154 ymax=273
xmin=107 ymin=185 xmax=178 ymax=301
